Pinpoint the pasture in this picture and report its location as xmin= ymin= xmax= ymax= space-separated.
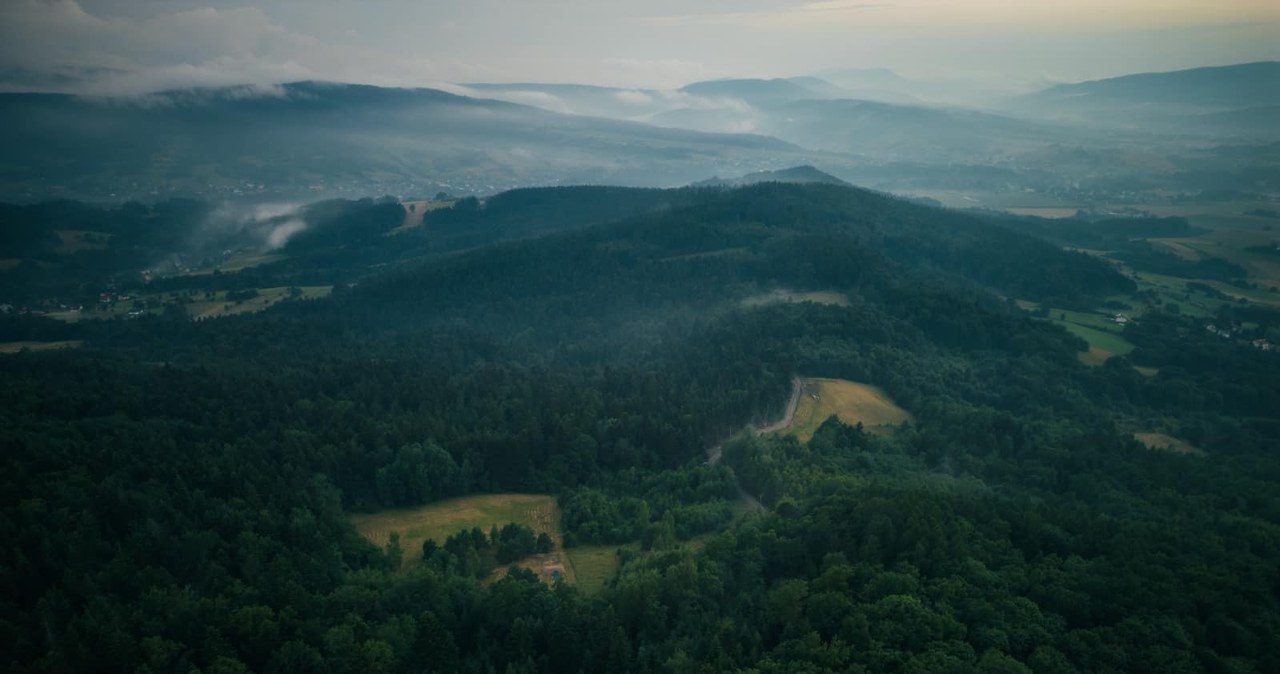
xmin=783 ymin=378 xmax=913 ymax=441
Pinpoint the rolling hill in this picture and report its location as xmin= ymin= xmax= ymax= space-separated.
xmin=1013 ymin=62 xmax=1280 ymax=137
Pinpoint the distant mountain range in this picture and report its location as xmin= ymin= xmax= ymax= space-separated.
xmin=0 ymin=62 xmax=1275 ymax=203
xmin=1026 ymin=61 xmax=1280 ymax=111
xmin=1014 ymin=62 xmax=1280 ymax=137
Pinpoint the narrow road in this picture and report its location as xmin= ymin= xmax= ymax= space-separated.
xmin=705 ymin=376 xmax=802 ymax=513
xmin=755 ymin=376 xmax=803 ymax=435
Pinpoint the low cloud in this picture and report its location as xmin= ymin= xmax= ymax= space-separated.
xmin=265 ymin=218 xmax=306 ymax=250
xmin=0 ymin=0 xmax=464 ymax=95
xmin=192 ymin=202 xmax=306 ymax=252
xmin=614 ymin=90 xmax=654 ymax=106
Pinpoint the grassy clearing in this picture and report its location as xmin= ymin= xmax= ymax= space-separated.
xmin=1134 ymin=366 xmax=1160 ymax=377
xmin=900 ymin=189 xmax=1077 ymax=211
xmin=1134 ymin=432 xmax=1204 ymax=456
xmin=352 ymin=494 xmax=593 ymax=587
xmin=183 ymin=252 xmax=286 ymax=276
xmin=742 ymin=289 xmax=851 ymax=308
xmin=1148 ymin=238 xmax=1201 ymax=261
xmin=1003 ymin=208 xmax=1079 ymax=218
xmin=0 ymin=340 xmax=83 ymax=354
xmin=352 ymin=494 xmax=558 ymax=563
xmin=784 ymin=378 xmax=912 ymax=441
xmin=187 ymin=286 xmax=331 ymax=320
xmin=45 ymin=286 xmax=331 ymax=322
xmin=390 ymin=200 xmax=453 ymax=234
xmin=564 ymin=545 xmax=627 ymax=593
xmin=1034 ymin=306 xmax=1135 ymax=359
xmin=1076 ymin=347 xmax=1114 ymax=367
xmin=1060 ymin=322 xmax=1134 ymax=357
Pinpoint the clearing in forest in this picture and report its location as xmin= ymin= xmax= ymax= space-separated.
xmin=781 ymin=378 xmax=913 ymax=441
xmin=351 ymin=494 xmax=582 ymax=586
xmin=0 ymin=340 xmax=83 ymax=354
xmin=390 ymin=199 xmax=453 ymax=234
xmin=1134 ymin=432 xmax=1204 ymax=456
xmin=563 ymin=544 xmax=627 ymax=593
xmin=742 ymin=288 xmax=851 ymax=308
xmin=187 ymin=286 xmax=331 ymax=320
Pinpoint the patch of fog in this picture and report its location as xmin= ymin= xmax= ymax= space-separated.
xmin=188 ymin=202 xmax=306 ymax=253
xmin=614 ymin=89 xmax=653 ymax=106
xmin=265 ymin=217 xmax=306 ymax=250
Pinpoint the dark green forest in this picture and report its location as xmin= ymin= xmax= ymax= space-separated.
xmin=2 ymin=183 xmax=1278 ymax=673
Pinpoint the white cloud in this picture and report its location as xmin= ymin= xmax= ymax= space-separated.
xmin=1 ymin=0 xmax=1276 ymax=96
xmin=614 ymin=89 xmax=654 ymax=106
xmin=266 ymin=218 xmax=306 ymax=250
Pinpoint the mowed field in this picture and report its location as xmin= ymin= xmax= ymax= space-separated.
xmin=352 ymin=494 xmax=609 ymax=588
xmin=783 ymin=378 xmax=912 ymax=441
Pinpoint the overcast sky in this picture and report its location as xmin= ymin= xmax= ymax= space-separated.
xmin=1 ymin=0 xmax=1277 ymax=95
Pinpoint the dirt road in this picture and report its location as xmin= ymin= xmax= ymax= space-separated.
xmin=704 ymin=376 xmax=801 ymax=513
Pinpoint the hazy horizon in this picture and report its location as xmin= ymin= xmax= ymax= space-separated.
xmin=1 ymin=0 xmax=1278 ymax=96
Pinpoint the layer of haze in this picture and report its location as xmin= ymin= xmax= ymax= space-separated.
xmin=1 ymin=0 xmax=1277 ymax=95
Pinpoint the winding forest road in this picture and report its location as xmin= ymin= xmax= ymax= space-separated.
xmin=705 ymin=376 xmax=802 ymax=513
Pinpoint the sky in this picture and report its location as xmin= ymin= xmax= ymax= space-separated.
xmin=1 ymin=0 xmax=1277 ymax=95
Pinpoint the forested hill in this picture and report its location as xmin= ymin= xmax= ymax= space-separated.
xmin=2 ymin=182 xmax=1279 ymax=672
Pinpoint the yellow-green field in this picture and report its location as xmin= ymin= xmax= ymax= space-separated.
xmin=1060 ymin=322 xmax=1135 ymax=359
xmin=351 ymin=494 xmax=589 ymax=586
xmin=742 ymin=289 xmax=851 ymax=308
xmin=782 ymin=378 xmax=912 ymax=441
xmin=1029 ymin=306 xmax=1136 ymax=366
xmin=187 ymin=286 xmax=331 ymax=320
xmin=0 ymin=340 xmax=83 ymax=354
xmin=1134 ymin=432 xmax=1203 ymax=456
xmin=184 ymin=252 xmax=286 ymax=276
